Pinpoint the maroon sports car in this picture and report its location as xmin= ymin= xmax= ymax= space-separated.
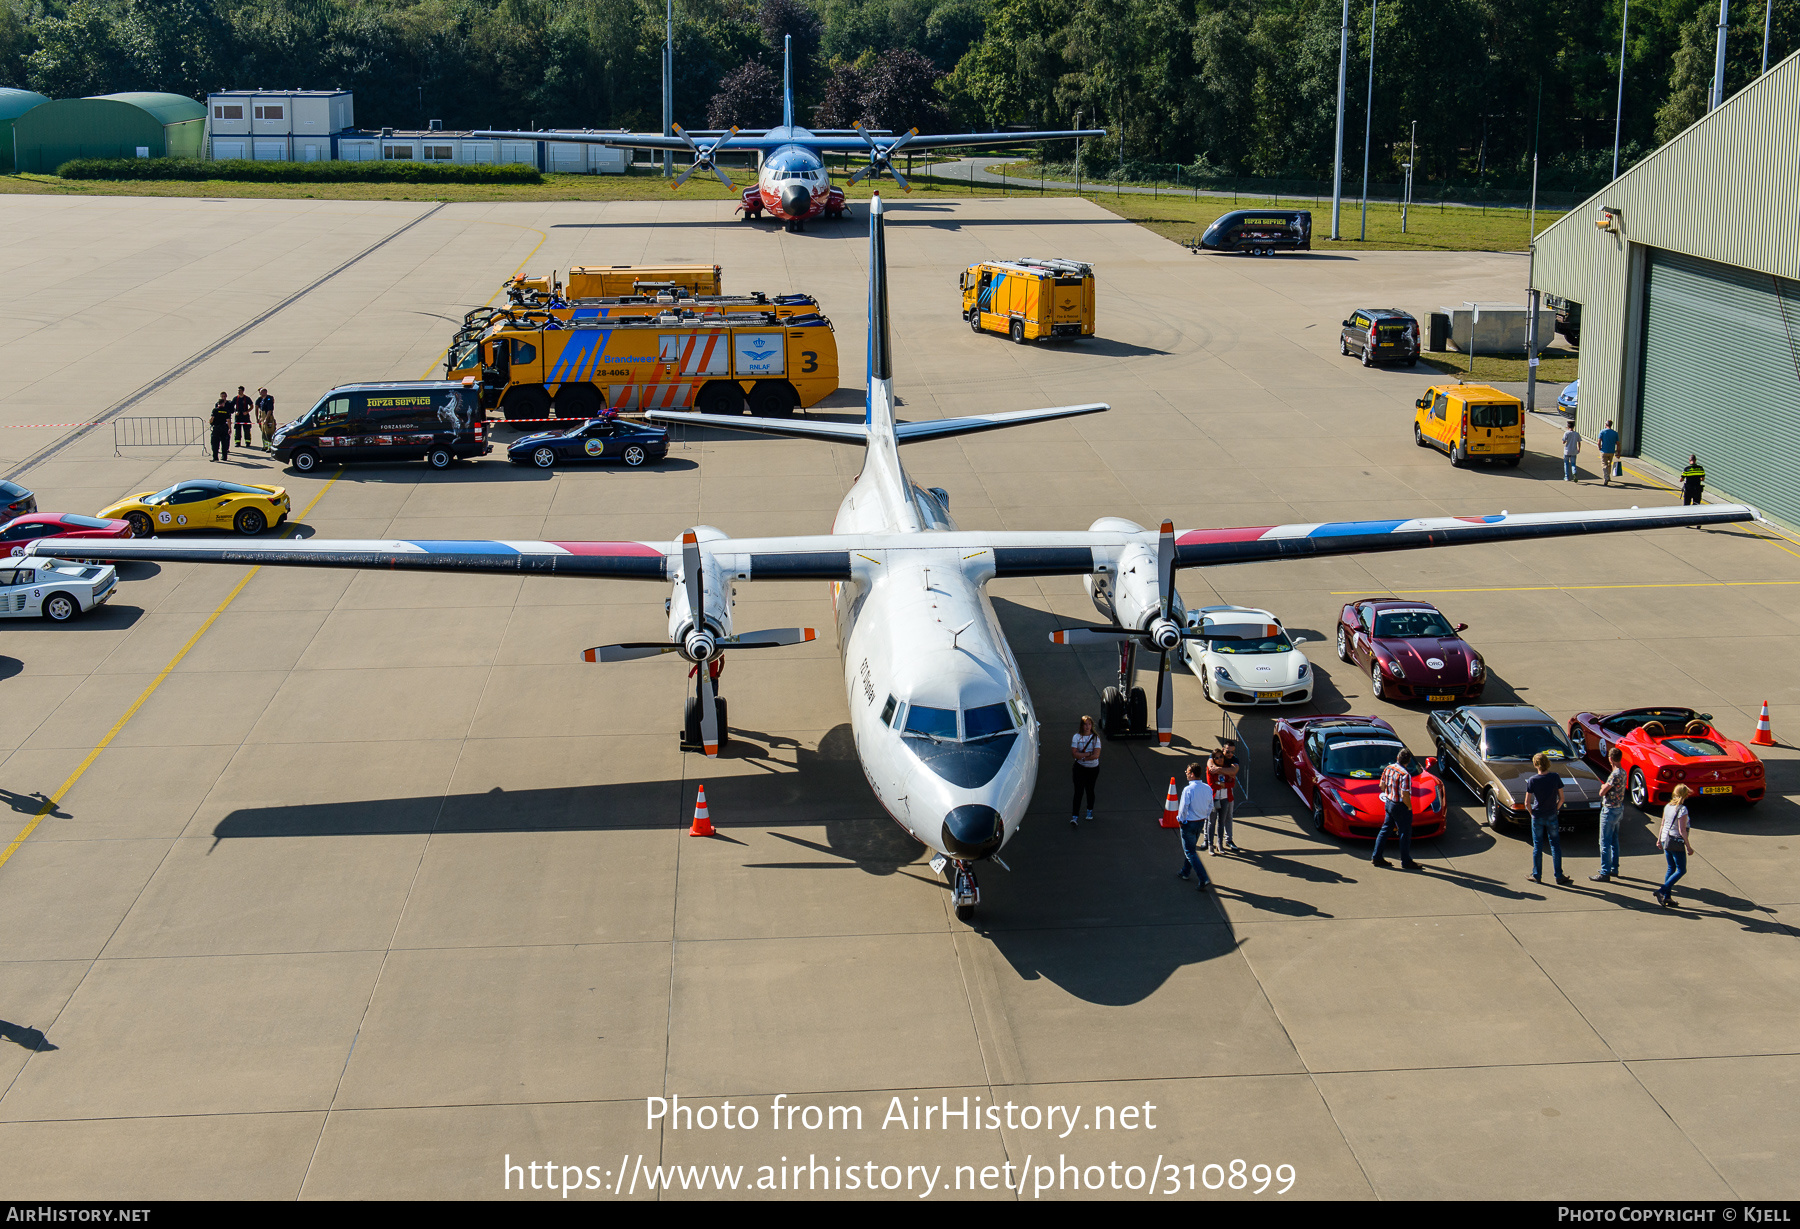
xmin=1336 ymin=598 xmax=1487 ymax=704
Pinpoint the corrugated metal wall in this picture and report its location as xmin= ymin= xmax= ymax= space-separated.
xmin=1531 ymin=50 xmax=1800 ymax=447
xmin=1639 ymin=251 xmax=1800 ymax=526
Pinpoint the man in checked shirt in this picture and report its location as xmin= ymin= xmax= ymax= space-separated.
xmin=1370 ymin=748 xmax=1422 ymax=870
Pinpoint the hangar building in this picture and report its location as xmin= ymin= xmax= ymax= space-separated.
xmin=1534 ymin=51 xmax=1800 ymax=527
xmin=0 ymin=88 xmax=50 ymax=173
xmin=11 ymin=92 xmax=205 ymax=171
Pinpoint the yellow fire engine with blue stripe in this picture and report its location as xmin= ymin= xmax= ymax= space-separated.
xmin=961 ymin=257 xmax=1095 ymax=342
xmin=447 ymin=308 xmax=838 ymax=420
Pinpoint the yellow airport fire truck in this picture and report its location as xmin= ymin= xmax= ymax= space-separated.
xmin=507 ymin=264 xmax=724 ymax=304
xmin=459 ymin=292 xmax=824 ymax=338
xmin=961 ymin=257 xmax=1095 ymax=342
xmin=447 ymin=309 xmax=839 ymax=420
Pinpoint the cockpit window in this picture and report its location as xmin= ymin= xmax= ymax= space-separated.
xmin=903 ymin=705 xmax=958 ymax=740
xmin=963 ymin=702 xmax=1014 ymax=740
xmin=879 ymin=695 xmax=897 ymax=726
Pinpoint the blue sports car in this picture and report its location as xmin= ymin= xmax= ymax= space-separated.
xmin=507 ymin=417 xmax=670 ymax=469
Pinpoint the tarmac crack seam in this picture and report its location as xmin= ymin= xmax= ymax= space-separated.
xmin=0 ymin=471 xmax=344 ymax=1114
xmin=3 ymin=202 xmax=447 ymax=485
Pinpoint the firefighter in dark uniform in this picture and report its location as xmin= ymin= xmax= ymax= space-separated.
xmin=1680 ymin=455 xmax=1706 ymax=505
xmin=231 ymin=385 xmax=254 ymax=448
xmin=210 ymin=392 xmax=232 ymax=461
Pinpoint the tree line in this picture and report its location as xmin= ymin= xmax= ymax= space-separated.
xmin=1 ymin=0 xmax=1793 ymax=189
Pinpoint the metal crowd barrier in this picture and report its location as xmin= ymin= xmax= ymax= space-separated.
xmin=113 ymin=416 xmax=205 ymax=457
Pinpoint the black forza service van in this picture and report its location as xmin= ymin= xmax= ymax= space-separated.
xmin=273 ymin=381 xmax=492 ymax=473
xmin=1196 ymin=209 xmax=1313 ymax=254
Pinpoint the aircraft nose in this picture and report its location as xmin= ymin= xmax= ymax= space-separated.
xmin=941 ymin=804 xmax=1004 ymax=860
xmin=781 ymin=184 xmax=810 ymax=215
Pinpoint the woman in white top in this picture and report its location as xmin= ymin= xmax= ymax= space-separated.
xmin=1655 ymin=783 xmax=1695 ymax=908
xmin=1070 ymin=715 xmax=1101 ymax=827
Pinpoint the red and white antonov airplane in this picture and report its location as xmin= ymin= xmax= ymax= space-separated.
xmin=475 ymin=36 xmax=1104 ymax=232
xmin=37 ymin=199 xmax=1757 ymax=921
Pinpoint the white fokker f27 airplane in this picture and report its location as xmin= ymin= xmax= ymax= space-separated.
xmin=39 ymin=198 xmax=1755 ymax=921
xmin=473 ymin=36 xmax=1103 ymax=233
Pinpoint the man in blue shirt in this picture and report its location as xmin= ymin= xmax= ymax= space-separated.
xmin=1524 ymin=752 xmax=1573 ymax=885
xmin=1597 ymin=419 xmax=1621 ymax=486
xmin=1174 ymin=762 xmax=1212 ymax=890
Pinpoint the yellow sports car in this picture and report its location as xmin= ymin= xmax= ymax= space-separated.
xmin=100 ymin=479 xmax=290 ymax=537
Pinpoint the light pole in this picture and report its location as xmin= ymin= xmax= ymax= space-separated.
xmin=1359 ymin=0 xmax=1377 ymax=241
xmin=1613 ymin=0 xmax=1630 ymax=180
xmin=1763 ymin=0 xmax=1774 ymax=72
xmin=1711 ymin=0 xmax=1731 ymax=110
xmin=1401 ymin=119 xmax=1415 ymax=233
xmin=662 ymin=0 xmax=674 ymax=177
xmin=1331 ymin=0 xmax=1348 ymax=238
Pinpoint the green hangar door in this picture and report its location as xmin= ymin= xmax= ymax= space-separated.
xmin=1639 ymin=250 xmax=1800 ymax=526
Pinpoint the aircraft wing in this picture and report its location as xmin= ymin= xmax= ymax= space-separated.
xmin=472 ymin=129 xmax=696 ymax=152
xmin=888 ymin=129 xmax=1107 ymax=152
xmin=30 ymin=504 xmax=1756 ymax=581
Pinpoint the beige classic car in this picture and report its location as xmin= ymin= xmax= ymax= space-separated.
xmin=1425 ymin=704 xmax=1604 ymax=830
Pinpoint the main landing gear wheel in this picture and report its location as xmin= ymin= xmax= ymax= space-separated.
xmin=683 ymin=696 xmax=730 ymax=750
xmin=1127 ymin=686 xmax=1148 ymax=733
xmin=1100 ymin=685 xmax=1126 ymax=738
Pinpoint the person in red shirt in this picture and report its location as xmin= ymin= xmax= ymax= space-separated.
xmin=231 ymin=386 xmax=254 ymax=448
xmin=1203 ymin=745 xmax=1240 ymax=853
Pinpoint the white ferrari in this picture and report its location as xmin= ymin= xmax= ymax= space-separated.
xmin=0 ymin=556 xmax=118 ymax=622
xmin=1184 ymin=604 xmax=1314 ymax=706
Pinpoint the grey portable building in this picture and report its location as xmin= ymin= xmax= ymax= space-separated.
xmin=12 ymin=92 xmax=206 ymax=172
xmin=1532 ymin=50 xmax=1800 ymax=530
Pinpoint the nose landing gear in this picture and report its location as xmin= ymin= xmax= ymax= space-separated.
xmin=933 ymin=854 xmax=981 ymax=922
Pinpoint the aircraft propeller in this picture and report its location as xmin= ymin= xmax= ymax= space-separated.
xmin=671 ymin=125 xmax=739 ymax=189
xmin=583 ymin=530 xmax=815 ymax=757
xmin=1046 ymin=520 xmax=1245 ymax=745
xmin=847 ymin=124 xmax=920 ymax=191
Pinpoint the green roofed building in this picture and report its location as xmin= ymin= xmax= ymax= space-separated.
xmin=12 ymin=92 xmax=205 ymax=173
xmin=1532 ymin=50 xmax=1800 ymax=529
xmin=0 ymin=87 xmax=51 ymax=173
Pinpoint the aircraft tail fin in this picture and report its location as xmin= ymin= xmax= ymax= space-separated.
xmin=782 ymin=35 xmax=794 ymax=129
xmin=867 ymin=192 xmax=892 ymax=431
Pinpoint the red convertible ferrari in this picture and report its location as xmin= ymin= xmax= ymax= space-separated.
xmin=1336 ymin=598 xmax=1488 ymax=704
xmin=1568 ymin=706 xmax=1765 ymax=811
xmin=1272 ymin=714 xmax=1446 ymax=839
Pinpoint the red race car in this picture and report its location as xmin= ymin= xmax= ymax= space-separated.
xmin=1568 ymin=706 xmax=1765 ymax=811
xmin=0 ymin=513 xmax=133 ymax=559
xmin=1336 ymin=598 xmax=1487 ymax=704
xmin=1271 ymin=714 xmax=1446 ymax=839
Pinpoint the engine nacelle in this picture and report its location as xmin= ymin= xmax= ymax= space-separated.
xmin=666 ymin=526 xmax=733 ymax=657
xmin=1083 ymin=517 xmax=1185 ymax=636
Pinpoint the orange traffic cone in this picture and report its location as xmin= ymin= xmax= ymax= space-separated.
xmin=1752 ymin=701 xmax=1776 ymax=747
xmin=1160 ymin=777 xmax=1180 ymax=828
xmin=689 ymin=784 xmax=715 ymax=836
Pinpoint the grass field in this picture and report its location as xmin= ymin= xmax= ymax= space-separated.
xmin=3 ymin=162 xmax=1557 ymax=255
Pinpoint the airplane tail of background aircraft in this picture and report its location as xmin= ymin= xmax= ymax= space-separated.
xmin=782 ymin=34 xmax=795 ymax=130
xmin=648 ymin=192 xmax=1107 ymax=445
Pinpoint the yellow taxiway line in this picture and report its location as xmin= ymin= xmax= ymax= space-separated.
xmin=0 ymin=472 xmax=342 ymax=871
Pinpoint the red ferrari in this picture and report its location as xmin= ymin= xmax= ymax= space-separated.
xmin=1272 ymin=714 xmax=1446 ymax=839
xmin=1568 ymin=706 xmax=1765 ymax=811
xmin=0 ymin=513 xmax=133 ymax=559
